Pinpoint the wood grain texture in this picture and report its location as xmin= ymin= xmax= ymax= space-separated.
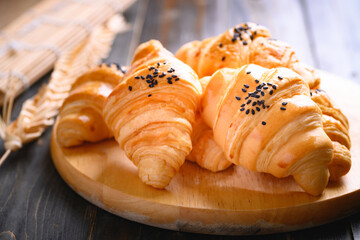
xmin=1 ymin=0 xmax=360 ymax=239
xmin=50 ymin=71 xmax=360 ymax=235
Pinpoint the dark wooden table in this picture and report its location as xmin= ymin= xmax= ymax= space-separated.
xmin=1 ymin=0 xmax=360 ymax=239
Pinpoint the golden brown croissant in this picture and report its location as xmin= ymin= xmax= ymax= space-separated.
xmin=187 ymin=76 xmax=232 ymax=172
xmin=56 ymin=64 xmax=125 ymax=147
xmin=201 ymin=64 xmax=333 ymax=196
xmin=310 ymin=89 xmax=351 ymax=180
xmin=103 ymin=40 xmax=202 ymax=189
xmin=176 ymin=22 xmax=319 ymax=88
xmin=187 ymin=114 xmax=232 ymax=172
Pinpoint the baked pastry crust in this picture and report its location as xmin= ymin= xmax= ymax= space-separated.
xmin=201 ymin=64 xmax=333 ymax=195
xmin=176 ymin=22 xmax=319 ymax=88
xmin=311 ymin=89 xmax=351 ymax=180
xmin=56 ymin=64 xmax=125 ymax=147
xmin=103 ymin=40 xmax=202 ymax=188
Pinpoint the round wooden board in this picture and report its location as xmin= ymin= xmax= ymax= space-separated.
xmin=51 ymin=71 xmax=360 ymax=235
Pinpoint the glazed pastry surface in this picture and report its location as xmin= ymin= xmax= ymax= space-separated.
xmin=103 ymin=40 xmax=202 ymax=189
xmin=176 ymin=22 xmax=319 ymax=88
xmin=187 ymin=76 xmax=232 ymax=172
xmin=57 ymin=64 xmax=125 ymax=147
xmin=311 ymin=89 xmax=351 ymax=181
xmin=201 ymin=64 xmax=333 ymax=195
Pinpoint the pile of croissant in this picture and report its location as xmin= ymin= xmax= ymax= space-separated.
xmin=56 ymin=23 xmax=351 ymax=196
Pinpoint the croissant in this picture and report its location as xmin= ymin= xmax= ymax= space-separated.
xmin=103 ymin=40 xmax=202 ymax=189
xmin=176 ymin=22 xmax=319 ymax=88
xmin=310 ymin=89 xmax=351 ymax=180
xmin=187 ymin=114 xmax=232 ymax=172
xmin=201 ymin=64 xmax=333 ymax=195
xmin=187 ymin=76 xmax=232 ymax=172
xmin=56 ymin=64 xmax=126 ymax=147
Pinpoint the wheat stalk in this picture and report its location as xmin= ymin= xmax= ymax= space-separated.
xmin=0 ymin=14 xmax=129 ymax=166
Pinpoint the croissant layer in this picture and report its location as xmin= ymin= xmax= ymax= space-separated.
xmin=103 ymin=40 xmax=202 ymax=188
xmin=176 ymin=22 xmax=319 ymax=88
xmin=201 ymin=64 xmax=333 ymax=195
xmin=57 ymin=64 xmax=125 ymax=147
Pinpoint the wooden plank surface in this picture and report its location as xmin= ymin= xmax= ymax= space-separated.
xmin=1 ymin=0 xmax=360 ymax=239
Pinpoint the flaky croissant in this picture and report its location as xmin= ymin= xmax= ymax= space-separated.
xmin=176 ymin=22 xmax=319 ymax=88
xmin=187 ymin=114 xmax=232 ymax=172
xmin=187 ymin=76 xmax=232 ymax=172
xmin=201 ymin=64 xmax=333 ymax=196
xmin=56 ymin=64 xmax=126 ymax=147
xmin=103 ymin=40 xmax=202 ymax=189
xmin=311 ymin=89 xmax=351 ymax=181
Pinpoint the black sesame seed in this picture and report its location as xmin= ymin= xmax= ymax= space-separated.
xmin=146 ymin=80 xmax=151 ymax=83
xmin=243 ymin=41 xmax=248 ymax=45
xmin=269 ymin=90 xmax=273 ymax=95
xmin=232 ymin=37 xmax=237 ymax=42
xmin=262 ymin=121 xmax=266 ymax=125
xmin=245 ymin=96 xmax=249 ymax=100
xmin=246 ymin=109 xmax=250 ymax=114
xmin=282 ymin=102 xmax=288 ymax=106
xmin=267 ymin=105 xmax=270 ymax=108
xmin=256 ymin=107 xmax=260 ymax=112
xmin=250 ymin=35 xmax=254 ymax=40
xmin=246 ymin=71 xmax=251 ymax=74
xmin=278 ymin=76 xmax=283 ymax=80
xmin=219 ymin=43 xmax=223 ymax=47
xmin=241 ymin=103 xmax=245 ymax=107
xmin=222 ymin=56 xmax=226 ymax=61
xmin=167 ymin=80 xmax=173 ymax=84
xmin=172 ymin=75 xmax=177 ymax=78
xmin=261 ymin=91 xmax=265 ymax=96
xmin=267 ymin=83 xmax=273 ymax=86
xmin=148 ymin=94 xmax=152 ymax=97
xmin=263 ymin=86 xmax=268 ymax=90
xmin=175 ymin=78 xmax=180 ymax=81
xmin=141 ymin=76 xmax=145 ymax=80
xmin=255 ymin=79 xmax=259 ymax=83
xmin=128 ymin=86 xmax=132 ymax=91
xmin=163 ymin=62 xmax=167 ymax=65
xmin=159 ymin=74 xmax=165 ymax=78
xmin=272 ymin=85 xmax=277 ymax=90
xmin=242 ymin=88 xmax=247 ymax=92
xmin=244 ymin=84 xmax=249 ymax=88
xmin=157 ymin=62 xmax=160 ymax=67
xmin=167 ymin=77 xmax=172 ymax=81
xmin=135 ymin=76 xmax=140 ymax=79
xmin=251 ymin=109 xmax=255 ymax=115
xmin=280 ymin=107 xmax=286 ymax=110
xmin=240 ymin=108 xmax=245 ymax=111
xmin=247 ymin=99 xmax=252 ymax=104
xmin=235 ymin=96 xmax=241 ymax=100
xmin=154 ymin=80 xmax=158 ymax=85
xmin=252 ymin=102 xmax=257 ymax=106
